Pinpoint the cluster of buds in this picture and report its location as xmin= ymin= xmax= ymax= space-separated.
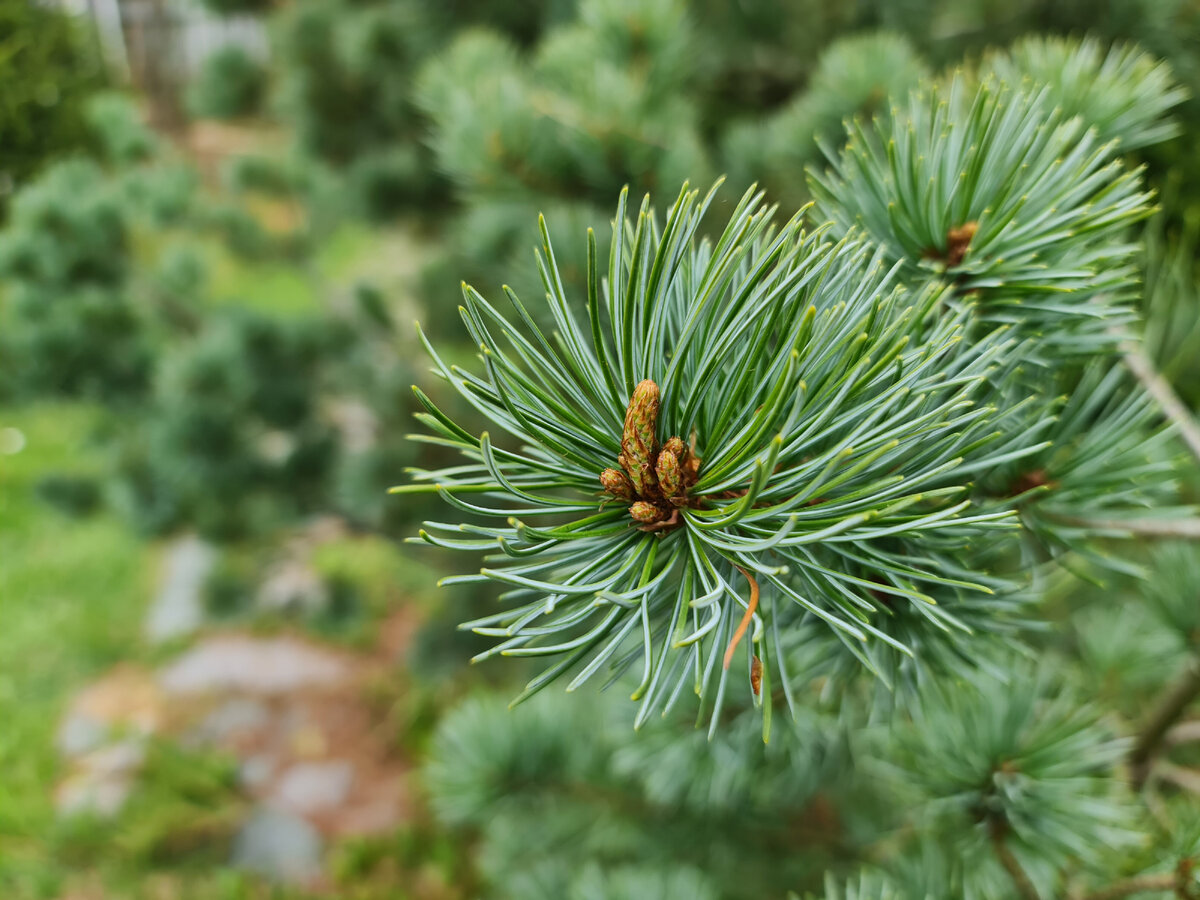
xmin=600 ymin=379 xmax=700 ymax=528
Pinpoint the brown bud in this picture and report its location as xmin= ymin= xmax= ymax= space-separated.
xmin=662 ymin=435 xmax=687 ymax=463
xmin=655 ymin=449 xmax=685 ymax=506
xmin=629 ymin=500 xmax=665 ymax=524
xmin=600 ymin=468 xmax=635 ymax=501
xmin=750 ymin=655 xmax=763 ymax=696
xmin=621 ymin=380 xmax=660 ymax=495
xmin=945 ymin=221 xmax=978 ymax=267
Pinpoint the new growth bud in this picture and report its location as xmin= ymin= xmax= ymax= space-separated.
xmin=600 ymin=467 xmax=636 ymax=501
xmin=604 ymin=381 xmax=699 ymax=529
xmin=621 ymin=379 xmax=660 ymax=496
xmin=656 ymin=448 xmax=684 ymax=505
xmin=629 ymin=500 xmax=665 ymax=523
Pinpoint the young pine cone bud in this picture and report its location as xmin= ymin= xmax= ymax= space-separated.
xmin=621 ymin=380 xmax=660 ymax=495
xmin=655 ymin=448 xmax=686 ymax=506
xmin=661 ymin=435 xmax=687 ymax=465
xmin=600 ymin=467 xmax=636 ymax=501
xmin=624 ymin=380 xmax=660 ymax=455
xmin=629 ymin=500 xmax=665 ymax=524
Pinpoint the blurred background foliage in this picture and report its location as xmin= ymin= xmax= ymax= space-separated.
xmin=2 ymin=0 xmax=1200 ymax=898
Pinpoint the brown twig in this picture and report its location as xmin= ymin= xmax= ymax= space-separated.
xmin=1123 ymin=342 xmax=1200 ymax=466
xmin=1131 ymin=657 xmax=1200 ymax=789
xmin=1083 ymin=873 xmax=1181 ymax=900
xmin=1155 ymin=761 xmax=1200 ymax=795
xmin=723 ymin=566 xmax=759 ymax=670
xmin=991 ymin=830 xmax=1040 ymax=900
xmin=1167 ymin=720 xmax=1200 ymax=746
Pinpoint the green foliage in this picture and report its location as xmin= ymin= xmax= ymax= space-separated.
xmin=417 ymin=0 xmax=709 ymax=295
xmin=197 ymin=0 xmax=275 ymax=13
xmin=723 ymin=32 xmax=930 ymax=209
xmin=107 ymin=294 xmax=427 ymax=542
xmin=811 ymin=871 xmax=918 ymax=900
xmin=1141 ymin=222 xmax=1200 ymax=408
xmin=426 ymin=690 xmax=846 ymax=899
xmin=810 ymin=75 xmax=1154 ymax=353
xmin=0 ymin=404 xmax=154 ymax=895
xmin=687 ymin=0 xmax=858 ymax=121
xmin=85 ymin=93 xmax=161 ymax=166
xmin=10 ymin=7 xmax=1200 ymax=899
xmin=981 ymin=36 xmax=1186 ymax=150
xmin=0 ymin=0 xmax=105 ymax=213
xmin=34 ymin=473 xmax=103 ymax=519
xmin=1143 ymin=541 xmax=1200 ymax=651
xmin=885 ymin=667 xmax=1135 ymax=898
xmin=187 ymin=47 xmax=268 ymax=121
xmin=272 ymin=0 xmax=446 ymax=218
xmin=0 ymin=159 xmax=151 ymax=401
xmin=974 ymin=362 xmax=1186 ymax=572
xmin=274 ymin=0 xmax=429 ymax=164
xmin=402 ymin=183 xmax=1040 ymax=724
xmin=0 ymin=95 xmax=227 ymax=404
xmin=112 ymin=310 xmax=345 ymax=539
xmin=405 ymin=44 xmax=1200 ymax=900
xmin=56 ymin=741 xmax=245 ymax=868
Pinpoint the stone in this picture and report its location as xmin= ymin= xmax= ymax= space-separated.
xmin=273 ymin=760 xmax=354 ymax=815
xmin=194 ymin=697 xmax=271 ymax=744
xmin=146 ymin=534 xmax=217 ymax=642
xmin=57 ymin=712 xmax=108 ymax=758
xmin=255 ymin=561 xmax=328 ymax=617
xmin=55 ymin=739 xmax=146 ymax=819
xmin=328 ymin=399 xmax=378 ymax=454
xmin=158 ymin=635 xmax=352 ymax=696
xmin=56 ymin=771 xmax=134 ymax=819
xmin=239 ymin=754 xmax=276 ymax=790
xmin=231 ymin=807 xmax=324 ymax=884
xmin=58 ymin=665 xmax=164 ymax=757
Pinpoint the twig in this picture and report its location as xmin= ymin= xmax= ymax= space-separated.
xmin=1048 ymin=515 xmax=1200 ymax=539
xmin=992 ymin=829 xmax=1040 ymax=900
xmin=1166 ymin=720 xmax=1200 ymax=746
xmin=1083 ymin=873 xmax=1180 ymax=900
xmin=1131 ymin=657 xmax=1200 ymax=789
xmin=1155 ymin=761 xmax=1200 ymax=795
xmin=1124 ymin=342 xmax=1200 ymax=466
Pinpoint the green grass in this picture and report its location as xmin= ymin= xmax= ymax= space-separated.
xmin=204 ymin=223 xmax=382 ymax=317
xmin=0 ymin=402 xmax=157 ymax=896
xmin=0 ymin=208 xmax=447 ymax=897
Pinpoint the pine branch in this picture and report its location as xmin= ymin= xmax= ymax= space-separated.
xmin=1124 ymin=342 xmax=1200 ymax=466
xmin=1083 ymin=873 xmax=1181 ymax=900
xmin=991 ymin=828 xmax=1041 ymax=900
xmin=406 ymin=182 xmax=1029 ymax=719
xmin=1131 ymin=656 xmax=1200 ymax=788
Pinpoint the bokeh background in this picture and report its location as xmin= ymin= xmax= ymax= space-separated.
xmin=3 ymin=1 xmax=1200 ymax=897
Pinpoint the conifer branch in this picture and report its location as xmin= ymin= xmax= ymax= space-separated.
xmin=1123 ymin=342 xmax=1200 ymax=466
xmin=1131 ymin=656 xmax=1200 ymax=788
xmin=991 ymin=828 xmax=1041 ymax=900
